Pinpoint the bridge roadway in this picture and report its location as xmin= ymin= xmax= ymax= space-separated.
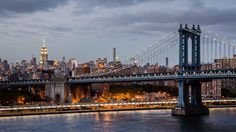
xmin=68 ymin=69 xmax=236 ymax=84
xmin=0 ymin=79 xmax=51 ymax=86
xmin=0 ymin=99 xmax=235 ymax=111
xmin=1 ymin=69 xmax=236 ymax=86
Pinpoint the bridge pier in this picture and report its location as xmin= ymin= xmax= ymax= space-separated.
xmin=45 ymin=78 xmax=66 ymax=104
xmin=172 ymin=81 xmax=209 ymax=116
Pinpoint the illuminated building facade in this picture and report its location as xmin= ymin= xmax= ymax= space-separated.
xmin=68 ymin=58 xmax=78 ymax=70
xmin=201 ymin=55 xmax=236 ymax=98
xmin=40 ymin=39 xmax=48 ymax=66
xmin=96 ymin=58 xmax=107 ymax=70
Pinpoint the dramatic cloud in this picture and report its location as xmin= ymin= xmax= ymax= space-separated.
xmin=0 ymin=0 xmax=69 ymax=14
xmin=70 ymin=0 xmax=236 ymax=36
xmin=0 ymin=0 xmax=236 ymax=63
xmin=77 ymin=0 xmax=156 ymax=7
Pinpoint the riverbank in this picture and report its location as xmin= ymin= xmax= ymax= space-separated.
xmin=0 ymin=107 xmax=170 ymax=117
xmin=208 ymin=105 xmax=236 ymax=108
xmin=1 ymin=104 xmax=236 ymax=117
xmin=2 ymin=107 xmax=236 ymax=132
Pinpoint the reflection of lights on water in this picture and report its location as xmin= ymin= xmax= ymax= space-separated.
xmin=0 ymin=116 xmax=18 ymax=120
xmin=64 ymin=114 xmax=77 ymax=123
xmin=95 ymin=113 xmax=101 ymax=122
xmin=0 ymin=114 xmax=54 ymax=121
xmin=103 ymin=112 xmax=112 ymax=121
xmin=209 ymin=107 xmax=236 ymax=113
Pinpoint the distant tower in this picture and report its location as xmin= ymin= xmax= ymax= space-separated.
xmin=31 ymin=55 xmax=37 ymax=67
xmin=165 ymin=57 xmax=169 ymax=67
xmin=113 ymin=47 xmax=116 ymax=63
xmin=40 ymin=39 xmax=48 ymax=66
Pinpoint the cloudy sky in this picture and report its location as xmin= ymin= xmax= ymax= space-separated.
xmin=0 ymin=0 xmax=236 ymax=63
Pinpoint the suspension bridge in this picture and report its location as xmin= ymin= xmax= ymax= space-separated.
xmin=1 ymin=24 xmax=236 ymax=116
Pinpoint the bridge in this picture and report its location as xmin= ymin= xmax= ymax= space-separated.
xmin=68 ymin=69 xmax=236 ymax=84
xmin=0 ymin=79 xmax=51 ymax=86
xmin=1 ymin=24 xmax=236 ymax=116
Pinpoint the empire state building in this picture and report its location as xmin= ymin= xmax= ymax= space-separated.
xmin=40 ymin=39 xmax=48 ymax=65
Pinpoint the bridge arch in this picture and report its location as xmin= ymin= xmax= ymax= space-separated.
xmin=179 ymin=24 xmax=201 ymax=71
xmin=54 ymin=94 xmax=61 ymax=104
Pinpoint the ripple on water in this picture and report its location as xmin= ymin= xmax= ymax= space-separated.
xmin=0 ymin=108 xmax=236 ymax=132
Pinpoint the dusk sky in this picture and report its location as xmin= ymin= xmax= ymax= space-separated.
xmin=0 ymin=0 xmax=236 ymax=63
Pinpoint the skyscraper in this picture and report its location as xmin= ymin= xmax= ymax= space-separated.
xmin=3 ymin=60 xmax=9 ymax=71
xmin=31 ymin=56 xmax=37 ymax=67
xmin=40 ymin=39 xmax=48 ymax=66
xmin=113 ymin=47 xmax=116 ymax=63
xmin=165 ymin=57 xmax=169 ymax=67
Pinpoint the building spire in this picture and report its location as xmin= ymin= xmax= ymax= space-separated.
xmin=40 ymin=37 xmax=48 ymax=66
xmin=42 ymin=37 xmax=46 ymax=47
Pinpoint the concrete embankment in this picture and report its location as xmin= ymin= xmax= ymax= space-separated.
xmin=1 ymin=105 xmax=236 ymax=117
xmin=208 ymin=105 xmax=236 ymax=108
xmin=0 ymin=107 xmax=173 ymax=117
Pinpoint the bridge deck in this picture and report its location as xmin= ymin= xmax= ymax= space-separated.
xmin=1 ymin=70 xmax=236 ymax=85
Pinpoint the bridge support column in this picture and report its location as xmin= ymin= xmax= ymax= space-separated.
xmin=177 ymin=81 xmax=185 ymax=107
xmin=191 ymin=81 xmax=203 ymax=106
xmin=172 ymin=81 xmax=209 ymax=116
xmin=45 ymin=78 xmax=66 ymax=104
xmin=190 ymin=84 xmax=196 ymax=106
xmin=184 ymin=83 xmax=190 ymax=106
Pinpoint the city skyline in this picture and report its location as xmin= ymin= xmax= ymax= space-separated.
xmin=2 ymin=0 xmax=236 ymax=125
xmin=0 ymin=0 xmax=236 ymax=63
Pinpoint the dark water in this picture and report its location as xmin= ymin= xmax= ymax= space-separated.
xmin=0 ymin=108 xmax=236 ymax=132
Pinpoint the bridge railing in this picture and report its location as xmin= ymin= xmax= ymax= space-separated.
xmin=0 ymin=79 xmax=52 ymax=85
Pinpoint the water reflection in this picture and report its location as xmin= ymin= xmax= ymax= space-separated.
xmin=175 ymin=116 xmax=208 ymax=132
xmin=95 ymin=112 xmax=101 ymax=122
xmin=0 ymin=108 xmax=236 ymax=132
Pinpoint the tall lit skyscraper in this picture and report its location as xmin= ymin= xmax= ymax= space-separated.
xmin=40 ymin=39 xmax=48 ymax=66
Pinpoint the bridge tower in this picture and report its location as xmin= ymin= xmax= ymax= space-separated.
xmin=172 ymin=24 xmax=209 ymax=116
xmin=45 ymin=77 xmax=70 ymax=104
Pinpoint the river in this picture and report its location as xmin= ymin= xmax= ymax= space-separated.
xmin=0 ymin=108 xmax=236 ymax=132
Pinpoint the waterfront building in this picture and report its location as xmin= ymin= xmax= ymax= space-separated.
xmin=201 ymin=63 xmax=221 ymax=98
xmin=214 ymin=56 xmax=236 ymax=97
xmin=201 ymin=55 xmax=236 ymax=98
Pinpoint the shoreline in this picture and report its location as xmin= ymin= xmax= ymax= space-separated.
xmin=0 ymin=107 xmax=167 ymax=117
xmin=1 ymin=105 xmax=236 ymax=117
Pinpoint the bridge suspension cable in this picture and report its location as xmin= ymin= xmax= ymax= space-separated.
xmin=80 ymin=29 xmax=236 ymax=77
xmin=82 ymin=31 xmax=179 ymax=77
xmin=201 ymin=31 xmax=236 ymax=65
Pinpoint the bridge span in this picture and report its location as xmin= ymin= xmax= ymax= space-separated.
xmin=1 ymin=69 xmax=236 ymax=86
xmin=68 ymin=69 xmax=236 ymax=84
